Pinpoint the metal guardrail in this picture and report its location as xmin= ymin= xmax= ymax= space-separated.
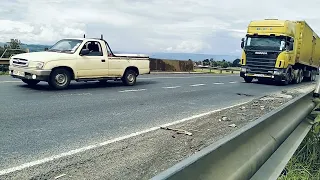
xmin=0 ymin=48 xmax=28 ymax=58
xmin=0 ymin=49 xmax=28 ymax=66
xmin=152 ymin=83 xmax=320 ymax=179
xmin=0 ymin=58 xmax=9 ymax=65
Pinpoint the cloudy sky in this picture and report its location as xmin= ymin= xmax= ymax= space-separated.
xmin=1 ymin=0 xmax=320 ymax=55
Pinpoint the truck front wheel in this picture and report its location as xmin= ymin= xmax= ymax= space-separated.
xmin=122 ymin=69 xmax=137 ymax=86
xmin=244 ymin=77 xmax=253 ymax=83
xmin=48 ymin=68 xmax=71 ymax=90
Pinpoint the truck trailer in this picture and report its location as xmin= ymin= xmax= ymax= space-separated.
xmin=240 ymin=19 xmax=320 ymax=85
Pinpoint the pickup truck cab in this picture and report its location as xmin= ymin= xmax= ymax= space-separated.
xmin=9 ymin=36 xmax=150 ymax=89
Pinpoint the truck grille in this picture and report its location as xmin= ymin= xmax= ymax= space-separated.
xmin=245 ymin=51 xmax=280 ymax=74
xmin=12 ymin=58 xmax=28 ymax=67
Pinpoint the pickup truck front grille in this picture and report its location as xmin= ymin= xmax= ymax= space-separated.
xmin=12 ymin=58 xmax=28 ymax=67
xmin=245 ymin=51 xmax=280 ymax=74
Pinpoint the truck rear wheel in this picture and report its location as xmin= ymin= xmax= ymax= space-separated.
xmin=311 ymin=70 xmax=317 ymax=81
xmin=122 ymin=69 xmax=137 ymax=86
xmin=292 ymin=69 xmax=303 ymax=84
xmin=22 ymin=79 xmax=40 ymax=86
xmin=48 ymin=68 xmax=71 ymax=90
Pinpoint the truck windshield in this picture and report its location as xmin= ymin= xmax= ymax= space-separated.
xmin=244 ymin=36 xmax=285 ymax=51
xmin=48 ymin=39 xmax=83 ymax=53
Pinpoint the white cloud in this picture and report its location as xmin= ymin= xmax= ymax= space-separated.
xmin=1 ymin=0 xmax=320 ymax=55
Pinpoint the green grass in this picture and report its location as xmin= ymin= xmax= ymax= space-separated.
xmin=278 ymin=131 xmax=320 ymax=180
xmin=0 ymin=71 xmax=8 ymax=75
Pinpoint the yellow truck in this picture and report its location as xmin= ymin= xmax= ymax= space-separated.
xmin=240 ymin=19 xmax=320 ymax=85
xmin=8 ymin=35 xmax=150 ymax=90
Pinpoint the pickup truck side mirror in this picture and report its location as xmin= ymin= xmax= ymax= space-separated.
xmin=80 ymin=49 xmax=90 ymax=56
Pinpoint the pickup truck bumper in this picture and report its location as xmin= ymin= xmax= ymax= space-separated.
xmin=9 ymin=66 xmax=51 ymax=81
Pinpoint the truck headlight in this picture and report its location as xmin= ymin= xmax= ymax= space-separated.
xmin=240 ymin=67 xmax=247 ymax=72
xmin=273 ymin=69 xmax=283 ymax=75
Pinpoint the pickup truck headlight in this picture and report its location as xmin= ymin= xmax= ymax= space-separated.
xmin=29 ymin=61 xmax=45 ymax=69
xmin=35 ymin=62 xmax=44 ymax=69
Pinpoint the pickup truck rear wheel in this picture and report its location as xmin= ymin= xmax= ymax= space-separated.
xmin=48 ymin=68 xmax=71 ymax=90
xmin=22 ymin=79 xmax=40 ymax=86
xmin=122 ymin=70 xmax=137 ymax=86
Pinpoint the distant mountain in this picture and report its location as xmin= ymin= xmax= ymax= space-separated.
xmin=21 ymin=44 xmax=51 ymax=52
xmin=0 ymin=42 xmax=51 ymax=52
xmin=0 ymin=43 xmax=240 ymax=61
xmin=149 ymin=52 xmax=239 ymax=62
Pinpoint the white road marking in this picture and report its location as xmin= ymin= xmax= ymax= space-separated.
xmin=190 ymin=84 xmax=206 ymax=87
xmin=213 ymin=82 xmax=224 ymax=85
xmin=118 ymin=89 xmax=146 ymax=93
xmin=0 ymin=80 xmax=20 ymax=83
xmin=162 ymin=86 xmax=181 ymax=89
xmin=229 ymin=81 xmax=238 ymax=84
xmin=0 ymin=100 xmax=251 ymax=176
xmin=52 ymin=93 xmax=92 ymax=97
xmin=139 ymin=75 xmax=237 ymax=80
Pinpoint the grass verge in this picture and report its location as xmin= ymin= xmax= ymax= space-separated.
xmin=193 ymin=68 xmax=240 ymax=74
xmin=278 ymin=130 xmax=320 ymax=180
xmin=0 ymin=71 xmax=9 ymax=75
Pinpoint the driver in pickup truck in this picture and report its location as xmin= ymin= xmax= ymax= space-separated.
xmin=87 ymin=42 xmax=102 ymax=56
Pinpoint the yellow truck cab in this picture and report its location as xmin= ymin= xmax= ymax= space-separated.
xmin=240 ymin=19 xmax=320 ymax=85
xmin=9 ymin=35 xmax=150 ymax=90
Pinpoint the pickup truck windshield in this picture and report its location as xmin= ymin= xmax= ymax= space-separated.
xmin=245 ymin=36 xmax=286 ymax=51
xmin=48 ymin=39 xmax=83 ymax=53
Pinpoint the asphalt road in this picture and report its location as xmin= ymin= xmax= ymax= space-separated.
xmin=0 ymin=74 xmax=314 ymax=173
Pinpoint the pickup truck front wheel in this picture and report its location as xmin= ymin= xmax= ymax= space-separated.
xmin=122 ymin=70 xmax=137 ymax=86
xmin=48 ymin=68 xmax=71 ymax=90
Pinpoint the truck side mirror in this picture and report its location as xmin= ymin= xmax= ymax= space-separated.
xmin=80 ymin=49 xmax=90 ymax=56
xmin=241 ymin=38 xmax=245 ymax=49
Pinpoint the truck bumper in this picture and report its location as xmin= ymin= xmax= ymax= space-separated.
xmin=240 ymin=69 xmax=286 ymax=82
xmin=9 ymin=66 xmax=51 ymax=81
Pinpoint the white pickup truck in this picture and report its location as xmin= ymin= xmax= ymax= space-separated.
xmin=9 ymin=37 xmax=150 ymax=89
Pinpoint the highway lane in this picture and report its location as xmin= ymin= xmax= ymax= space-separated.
xmin=0 ymin=74 xmax=314 ymax=172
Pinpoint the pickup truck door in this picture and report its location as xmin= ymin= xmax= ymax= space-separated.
xmin=108 ymin=56 xmax=130 ymax=77
xmin=77 ymin=41 xmax=108 ymax=78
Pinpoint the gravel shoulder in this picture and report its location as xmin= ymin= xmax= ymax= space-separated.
xmin=1 ymin=83 xmax=316 ymax=180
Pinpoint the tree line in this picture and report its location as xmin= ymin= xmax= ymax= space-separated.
xmin=0 ymin=39 xmax=27 ymax=58
xmin=193 ymin=58 xmax=241 ymax=68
